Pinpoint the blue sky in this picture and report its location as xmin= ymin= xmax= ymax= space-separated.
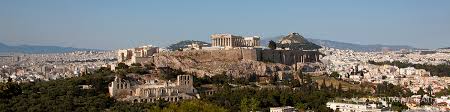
xmin=1 ymin=0 xmax=449 ymax=50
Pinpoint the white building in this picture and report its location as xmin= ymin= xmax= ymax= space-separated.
xmin=326 ymin=102 xmax=382 ymax=112
xmin=269 ymin=106 xmax=296 ymax=112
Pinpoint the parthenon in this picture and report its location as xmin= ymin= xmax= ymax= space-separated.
xmin=210 ymin=34 xmax=260 ymax=48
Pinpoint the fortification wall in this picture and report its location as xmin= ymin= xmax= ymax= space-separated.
xmin=155 ymin=49 xmax=320 ymax=66
xmin=259 ymin=50 xmax=320 ymax=65
xmin=157 ymin=49 xmax=259 ymax=62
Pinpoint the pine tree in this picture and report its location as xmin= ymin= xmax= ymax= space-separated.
xmin=337 ymin=83 xmax=343 ymax=96
xmin=268 ymin=40 xmax=277 ymax=50
xmin=320 ymin=79 xmax=327 ymax=90
xmin=249 ymin=98 xmax=260 ymax=111
xmin=417 ymin=88 xmax=426 ymax=96
xmin=240 ymin=98 xmax=249 ymax=112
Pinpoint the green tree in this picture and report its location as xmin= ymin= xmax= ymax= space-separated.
xmin=330 ymin=71 xmax=340 ymax=79
xmin=295 ymin=102 xmax=306 ymax=111
xmin=417 ymin=88 xmax=426 ymax=95
xmin=320 ymin=79 xmax=327 ymax=90
xmin=131 ymin=63 xmax=142 ymax=67
xmin=116 ymin=63 xmax=129 ymax=70
xmin=249 ymin=98 xmax=260 ymax=112
xmin=426 ymin=85 xmax=433 ymax=95
xmin=268 ymin=40 xmax=277 ymax=50
xmin=0 ymin=82 xmax=21 ymax=99
xmin=240 ymin=98 xmax=250 ymax=112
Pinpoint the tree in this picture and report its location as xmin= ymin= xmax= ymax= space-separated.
xmin=390 ymin=102 xmax=408 ymax=111
xmin=330 ymin=71 xmax=340 ymax=79
xmin=337 ymin=83 xmax=343 ymax=93
xmin=0 ymin=82 xmax=21 ymax=99
xmin=249 ymin=98 xmax=260 ymax=111
xmin=144 ymin=63 xmax=156 ymax=70
xmin=417 ymin=88 xmax=426 ymax=96
xmin=131 ymin=63 xmax=142 ymax=67
xmin=240 ymin=98 xmax=250 ymax=112
xmin=295 ymin=102 xmax=306 ymax=111
xmin=116 ymin=63 xmax=129 ymax=70
xmin=426 ymin=85 xmax=433 ymax=95
xmin=268 ymin=40 xmax=277 ymax=50
xmin=320 ymin=79 xmax=327 ymax=90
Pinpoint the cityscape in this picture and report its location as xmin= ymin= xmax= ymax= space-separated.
xmin=1 ymin=1 xmax=450 ymax=112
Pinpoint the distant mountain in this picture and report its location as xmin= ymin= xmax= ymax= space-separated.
xmin=0 ymin=42 xmax=99 ymax=54
xmin=262 ymin=36 xmax=417 ymax=52
xmin=167 ymin=40 xmax=211 ymax=51
xmin=439 ymin=47 xmax=450 ymax=49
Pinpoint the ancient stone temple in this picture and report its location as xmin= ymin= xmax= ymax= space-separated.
xmin=117 ymin=45 xmax=159 ymax=65
xmin=210 ymin=34 xmax=260 ymax=48
xmin=108 ymin=74 xmax=198 ymax=103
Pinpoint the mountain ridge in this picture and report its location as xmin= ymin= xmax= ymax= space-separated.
xmin=261 ymin=36 xmax=417 ymax=52
xmin=0 ymin=42 xmax=100 ymax=54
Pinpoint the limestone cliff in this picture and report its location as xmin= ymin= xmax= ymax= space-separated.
xmin=153 ymin=50 xmax=295 ymax=78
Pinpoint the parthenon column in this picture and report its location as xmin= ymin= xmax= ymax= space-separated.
xmin=231 ymin=38 xmax=234 ymax=46
xmin=226 ymin=38 xmax=228 ymax=46
xmin=227 ymin=38 xmax=229 ymax=46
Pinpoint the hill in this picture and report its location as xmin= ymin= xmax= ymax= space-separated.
xmin=166 ymin=40 xmax=211 ymax=51
xmin=0 ymin=42 xmax=98 ymax=54
xmin=262 ymin=36 xmax=417 ymax=52
xmin=438 ymin=47 xmax=450 ymax=49
xmin=277 ymin=33 xmax=322 ymax=50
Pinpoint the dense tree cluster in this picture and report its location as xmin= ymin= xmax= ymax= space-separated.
xmin=0 ymin=69 xmax=115 ymax=112
xmin=369 ymin=60 xmax=450 ymax=77
xmin=375 ymin=82 xmax=413 ymax=97
xmin=204 ymin=73 xmax=370 ymax=112
xmin=0 ymin=69 xmax=226 ymax=112
xmin=0 ymin=65 xmax=413 ymax=111
xmin=115 ymin=63 xmax=151 ymax=75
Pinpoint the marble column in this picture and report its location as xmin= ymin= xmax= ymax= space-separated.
xmin=225 ymin=38 xmax=229 ymax=46
xmin=228 ymin=38 xmax=231 ymax=46
xmin=226 ymin=38 xmax=229 ymax=46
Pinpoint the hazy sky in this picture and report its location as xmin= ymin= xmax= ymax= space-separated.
xmin=1 ymin=0 xmax=449 ymax=50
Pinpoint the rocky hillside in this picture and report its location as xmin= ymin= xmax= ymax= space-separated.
xmin=152 ymin=50 xmax=296 ymax=78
